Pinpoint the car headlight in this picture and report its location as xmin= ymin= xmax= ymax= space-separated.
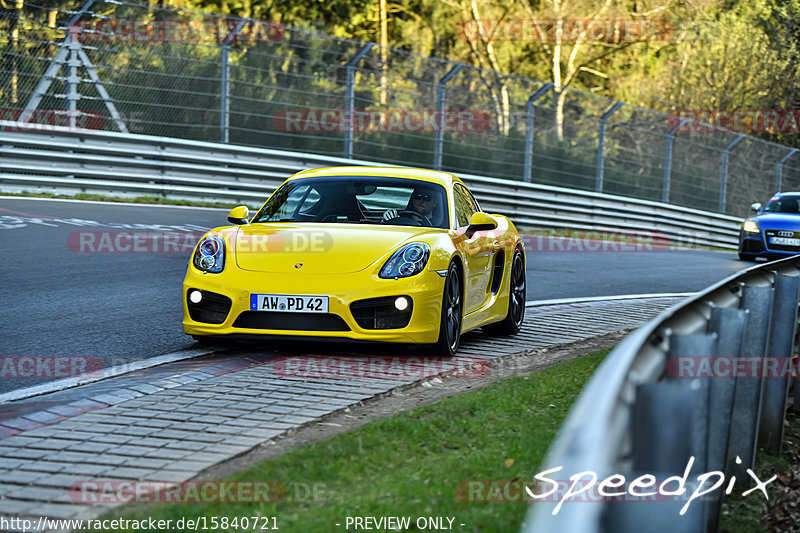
xmin=742 ymin=220 xmax=760 ymax=233
xmin=193 ymin=235 xmax=225 ymax=273
xmin=380 ymin=243 xmax=430 ymax=279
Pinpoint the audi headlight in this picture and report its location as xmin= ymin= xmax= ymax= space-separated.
xmin=380 ymin=243 xmax=430 ymax=279
xmin=742 ymin=220 xmax=759 ymax=233
xmin=193 ymin=235 xmax=225 ymax=273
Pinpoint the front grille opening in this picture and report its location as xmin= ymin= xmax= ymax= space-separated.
xmin=187 ymin=289 xmax=232 ymax=324
xmin=232 ymin=311 xmax=350 ymax=331
xmin=489 ymin=251 xmax=505 ymax=295
xmin=350 ymin=296 xmax=413 ymax=330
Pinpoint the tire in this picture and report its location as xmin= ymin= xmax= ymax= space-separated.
xmin=738 ymin=252 xmax=756 ymax=261
xmin=434 ymin=262 xmax=463 ymax=356
xmin=484 ymin=249 xmax=526 ymax=336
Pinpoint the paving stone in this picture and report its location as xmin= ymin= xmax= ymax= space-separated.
xmin=109 ymin=426 xmax=158 ymax=437
xmin=0 ymin=448 xmax=49 ymax=460
xmin=26 ymin=439 xmax=84 ymax=451
xmin=46 ymin=451 xmax=100 ymax=463
xmin=143 ymin=448 xmax=192 ymax=460
xmin=143 ymin=470 xmax=196 ymax=482
xmin=9 ymin=485 xmax=73 ymax=503
xmin=82 ymin=454 xmax=131 ymax=466
xmin=218 ymin=436 xmax=266 ymax=447
xmin=0 ymin=470 xmax=46 ymax=484
xmin=201 ymin=443 xmax=253 ymax=455
xmin=110 ymin=445 xmax=160 ymax=457
xmin=127 ymin=384 xmax=164 ymax=395
xmin=0 ymin=436 xmax=43 ymax=447
xmin=27 ymin=502 xmax=90 ymax=519
xmin=167 ymin=422 xmax=207 ymax=432
xmin=88 ymin=434 xmax=133 ymax=445
xmin=21 ymin=411 xmax=65 ymax=425
xmin=0 ymin=499 xmax=37 ymax=514
xmin=0 ymin=457 xmax=24 ymax=469
xmin=165 ymin=460 xmax=218 ymax=472
xmin=58 ymin=463 xmax=108 ymax=476
xmin=17 ymin=461 xmax=70 ymax=474
xmin=100 ymin=466 xmax=155 ymax=479
xmin=65 ymin=441 xmax=114 ymax=454
xmin=0 ymin=417 xmax=43 ymax=431
xmin=163 ymin=441 xmax=206 ymax=451
xmin=121 ymin=457 xmax=170 ymax=469
xmin=31 ymin=474 xmax=86 ymax=488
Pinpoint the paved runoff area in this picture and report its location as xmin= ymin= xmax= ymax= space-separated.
xmin=0 ymin=297 xmax=680 ymax=532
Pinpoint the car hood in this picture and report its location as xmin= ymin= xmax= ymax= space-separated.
xmin=753 ymin=213 xmax=800 ymax=230
xmin=233 ymin=223 xmax=440 ymax=273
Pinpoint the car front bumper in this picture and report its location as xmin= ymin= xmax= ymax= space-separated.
xmin=182 ymin=266 xmax=446 ymax=344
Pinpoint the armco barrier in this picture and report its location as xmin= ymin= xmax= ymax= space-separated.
xmin=523 ymin=255 xmax=800 ymax=533
xmin=0 ymin=121 xmax=741 ymax=249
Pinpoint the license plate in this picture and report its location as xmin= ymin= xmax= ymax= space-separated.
xmin=250 ymin=294 xmax=329 ymax=313
xmin=770 ymin=236 xmax=800 ymax=246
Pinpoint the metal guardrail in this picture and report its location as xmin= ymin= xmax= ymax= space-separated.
xmin=0 ymin=122 xmax=742 ymax=249
xmin=523 ymin=255 xmax=800 ymax=532
xmin=4 ymin=0 xmax=800 ymax=218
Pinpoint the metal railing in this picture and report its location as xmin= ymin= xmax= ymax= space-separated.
xmin=523 ymin=256 xmax=800 ymax=532
xmin=2 ymin=0 xmax=800 ymax=218
xmin=0 ymin=121 xmax=742 ymax=249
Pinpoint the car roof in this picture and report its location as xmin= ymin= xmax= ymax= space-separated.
xmin=289 ymin=166 xmax=462 ymax=188
xmin=775 ymin=192 xmax=800 ymax=197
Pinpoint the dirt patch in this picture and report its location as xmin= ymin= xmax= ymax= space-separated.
xmin=193 ymin=330 xmax=627 ymax=482
xmin=763 ymin=410 xmax=800 ymax=532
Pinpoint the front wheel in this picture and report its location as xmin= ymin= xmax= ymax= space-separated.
xmin=484 ymin=249 xmax=526 ymax=336
xmin=738 ymin=252 xmax=756 ymax=261
xmin=434 ymin=262 xmax=463 ymax=356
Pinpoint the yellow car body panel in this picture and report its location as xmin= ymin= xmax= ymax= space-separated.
xmin=182 ymin=166 xmax=524 ymax=346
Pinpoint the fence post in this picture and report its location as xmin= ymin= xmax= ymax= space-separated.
xmin=220 ymin=20 xmax=248 ymax=144
xmin=523 ymin=83 xmax=553 ymax=183
xmin=719 ymin=134 xmax=745 ymax=214
xmin=775 ymin=148 xmax=798 ymax=193
xmin=662 ymin=117 xmax=690 ymax=204
xmin=433 ymin=63 xmax=464 ymax=170
xmin=758 ymin=274 xmax=800 ymax=454
xmin=595 ymin=101 xmax=623 ymax=193
xmin=344 ymin=43 xmax=376 ymax=160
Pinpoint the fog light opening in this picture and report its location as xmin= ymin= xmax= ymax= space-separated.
xmin=189 ymin=290 xmax=203 ymax=304
xmin=394 ymin=296 xmax=409 ymax=311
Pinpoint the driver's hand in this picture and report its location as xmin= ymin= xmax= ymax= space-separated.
xmin=382 ymin=209 xmax=398 ymax=221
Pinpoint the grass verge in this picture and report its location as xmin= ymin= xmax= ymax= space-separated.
xmin=93 ymin=349 xmax=610 ymax=532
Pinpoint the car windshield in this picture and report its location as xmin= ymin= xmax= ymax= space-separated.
xmin=252 ymin=176 xmax=450 ymax=229
xmin=763 ymin=196 xmax=800 ymax=214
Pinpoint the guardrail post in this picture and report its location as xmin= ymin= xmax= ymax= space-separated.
xmin=706 ymin=307 xmax=746 ymax=532
xmin=662 ymin=117 xmax=690 ymax=204
xmin=608 ymin=381 xmax=703 ymax=533
xmin=344 ymin=43 xmax=376 ymax=160
xmin=758 ymin=274 xmax=800 ymax=454
xmin=595 ymin=102 xmax=623 ymax=193
xmin=433 ymin=64 xmax=464 ymax=170
xmin=727 ymin=286 xmax=773 ymax=477
xmin=775 ymin=148 xmax=798 ymax=194
xmin=220 ymin=20 xmax=248 ymax=144
xmin=523 ymin=83 xmax=553 ymax=183
xmin=719 ymin=134 xmax=745 ymax=214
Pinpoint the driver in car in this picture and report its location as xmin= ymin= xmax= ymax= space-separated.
xmin=382 ymin=189 xmax=438 ymax=225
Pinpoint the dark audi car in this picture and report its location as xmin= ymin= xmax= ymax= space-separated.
xmin=739 ymin=192 xmax=800 ymax=261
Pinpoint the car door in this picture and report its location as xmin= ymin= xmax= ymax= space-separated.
xmin=453 ymin=183 xmax=493 ymax=314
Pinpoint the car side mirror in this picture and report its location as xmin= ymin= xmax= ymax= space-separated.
xmin=466 ymin=212 xmax=497 ymax=236
xmin=750 ymin=202 xmax=762 ymax=213
xmin=227 ymin=205 xmax=250 ymax=225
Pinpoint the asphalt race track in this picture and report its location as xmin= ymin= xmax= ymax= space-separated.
xmin=0 ymin=197 xmax=749 ymax=394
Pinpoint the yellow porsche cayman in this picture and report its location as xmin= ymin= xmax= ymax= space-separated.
xmin=182 ymin=166 xmax=525 ymax=355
